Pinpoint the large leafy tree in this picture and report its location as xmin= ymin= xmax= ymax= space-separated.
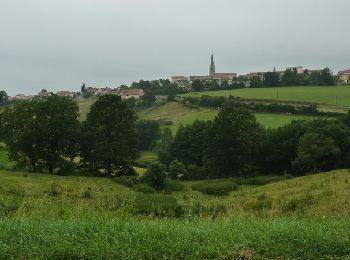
xmin=292 ymin=132 xmax=340 ymax=174
xmin=0 ymin=101 xmax=41 ymax=171
xmin=170 ymin=120 xmax=211 ymax=166
xmin=0 ymin=96 xmax=80 ymax=173
xmin=80 ymin=95 xmax=138 ymax=176
xmin=205 ymin=106 xmax=265 ymax=177
xmin=136 ymin=120 xmax=161 ymax=150
xmin=35 ymin=95 xmax=80 ymax=173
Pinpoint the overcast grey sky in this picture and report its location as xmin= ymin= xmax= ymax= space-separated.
xmin=0 ymin=0 xmax=349 ymax=95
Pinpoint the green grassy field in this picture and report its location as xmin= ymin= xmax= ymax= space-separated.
xmin=182 ymin=85 xmax=350 ymax=106
xmin=1 ymin=168 xmax=350 ymax=258
xmin=139 ymin=102 xmax=321 ymax=132
xmin=1 ymin=217 xmax=349 ymax=259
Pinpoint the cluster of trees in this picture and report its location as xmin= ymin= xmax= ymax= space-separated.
xmin=157 ymin=106 xmax=350 ymax=179
xmin=191 ymin=79 xmax=243 ymax=92
xmin=182 ymin=95 xmax=339 ymax=116
xmin=0 ymin=95 xmax=144 ymax=176
xmin=251 ymin=68 xmax=337 ymax=87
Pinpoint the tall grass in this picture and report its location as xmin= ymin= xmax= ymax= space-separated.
xmin=0 ymin=217 xmax=349 ymax=259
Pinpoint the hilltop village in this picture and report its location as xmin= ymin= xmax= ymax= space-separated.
xmin=3 ymin=54 xmax=350 ymax=101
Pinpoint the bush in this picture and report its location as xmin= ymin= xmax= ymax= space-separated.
xmin=47 ymin=183 xmax=64 ymax=196
xmin=133 ymin=184 xmax=155 ymax=194
xmin=141 ymin=162 xmax=166 ymax=190
xmin=81 ymin=190 xmax=92 ymax=199
xmin=114 ymin=176 xmax=138 ymax=188
xmin=168 ymin=160 xmax=186 ymax=179
xmin=191 ymin=180 xmax=238 ymax=196
xmin=163 ymin=179 xmax=184 ymax=192
xmin=134 ymin=194 xmax=183 ymax=217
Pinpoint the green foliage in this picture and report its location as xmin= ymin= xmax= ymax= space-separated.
xmin=80 ymin=95 xmax=138 ymax=176
xmin=191 ymin=180 xmax=238 ymax=196
xmin=163 ymin=178 xmax=184 ymax=192
xmin=292 ymin=132 xmax=340 ymax=174
xmin=134 ymin=194 xmax=183 ymax=217
xmin=168 ymin=160 xmax=186 ymax=179
xmin=205 ymin=106 xmax=265 ymax=177
xmin=136 ymin=120 xmax=161 ymax=150
xmin=156 ymin=128 xmax=174 ymax=165
xmin=0 ymin=96 xmax=80 ymax=173
xmin=132 ymin=184 xmax=155 ymax=194
xmin=192 ymin=80 xmax=204 ymax=92
xmin=141 ymin=162 xmax=167 ymax=190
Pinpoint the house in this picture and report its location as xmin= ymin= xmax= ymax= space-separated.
xmin=338 ymin=69 xmax=350 ymax=83
xmin=119 ymin=88 xmax=144 ymax=99
xmin=212 ymin=73 xmax=237 ymax=82
xmin=171 ymin=76 xmax=188 ymax=83
xmin=37 ymin=89 xmax=52 ymax=98
xmin=56 ymin=91 xmax=76 ymax=98
xmin=189 ymin=75 xmax=213 ymax=82
xmin=13 ymin=94 xmax=32 ymax=100
xmin=286 ymin=66 xmax=304 ymax=74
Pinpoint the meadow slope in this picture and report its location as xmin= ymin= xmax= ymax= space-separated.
xmin=182 ymin=85 xmax=350 ymax=106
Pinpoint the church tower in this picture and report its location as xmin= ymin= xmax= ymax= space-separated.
xmin=209 ymin=53 xmax=215 ymax=76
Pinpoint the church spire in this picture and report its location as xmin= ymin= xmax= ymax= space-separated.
xmin=209 ymin=53 xmax=215 ymax=76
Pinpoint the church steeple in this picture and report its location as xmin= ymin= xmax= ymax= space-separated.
xmin=209 ymin=53 xmax=215 ymax=76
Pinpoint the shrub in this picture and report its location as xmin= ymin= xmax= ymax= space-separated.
xmin=168 ymin=160 xmax=186 ymax=179
xmin=191 ymin=180 xmax=238 ymax=196
xmin=134 ymin=194 xmax=183 ymax=217
xmin=141 ymin=162 xmax=166 ymax=190
xmin=114 ymin=176 xmax=138 ymax=188
xmin=133 ymin=184 xmax=155 ymax=194
xmin=47 ymin=183 xmax=63 ymax=196
xmin=163 ymin=179 xmax=184 ymax=192
xmin=81 ymin=190 xmax=92 ymax=199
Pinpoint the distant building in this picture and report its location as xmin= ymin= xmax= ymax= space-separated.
xmin=56 ymin=91 xmax=76 ymax=98
xmin=286 ymin=66 xmax=304 ymax=74
xmin=13 ymin=94 xmax=32 ymax=100
xmin=93 ymin=87 xmax=144 ymax=99
xmin=37 ymin=89 xmax=52 ymax=98
xmin=338 ymin=69 xmax=350 ymax=83
xmin=186 ymin=54 xmax=237 ymax=84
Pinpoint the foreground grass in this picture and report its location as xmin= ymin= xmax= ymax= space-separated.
xmin=139 ymin=102 xmax=319 ymax=132
xmin=0 ymin=217 xmax=349 ymax=259
xmin=182 ymin=85 xmax=350 ymax=106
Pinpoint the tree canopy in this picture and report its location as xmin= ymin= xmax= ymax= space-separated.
xmin=80 ymin=95 xmax=138 ymax=176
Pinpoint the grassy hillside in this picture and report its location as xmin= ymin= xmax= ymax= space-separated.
xmin=139 ymin=102 xmax=321 ymax=132
xmin=1 ymin=166 xmax=350 ymax=218
xmin=182 ymin=85 xmax=350 ymax=106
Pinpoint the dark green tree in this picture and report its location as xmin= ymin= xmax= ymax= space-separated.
xmin=292 ymin=132 xmax=340 ymax=174
xmin=205 ymin=106 xmax=265 ymax=177
xmin=141 ymin=162 xmax=166 ymax=190
xmin=282 ymin=69 xmax=297 ymax=85
xmin=80 ymin=95 xmax=138 ymax=176
xmin=35 ymin=95 xmax=80 ymax=173
xmin=168 ymin=160 xmax=186 ymax=179
xmin=142 ymin=91 xmax=156 ymax=107
xmin=156 ymin=128 xmax=174 ymax=166
xmin=0 ymin=90 xmax=8 ymax=104
xmin=0 ymin=101 xmax=41 ymax=171
xmin=170 ymin=120 xmax=211 ymax=166
xmin=264 ymin=71 xmax=280 ymax=86
xmin=136 ymin=120 xmax=161 ymax=150
xmin=192 ymin=80 xmax=204 ymax=92
xmin=0 ymin=96 xmax=80 ymax=173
